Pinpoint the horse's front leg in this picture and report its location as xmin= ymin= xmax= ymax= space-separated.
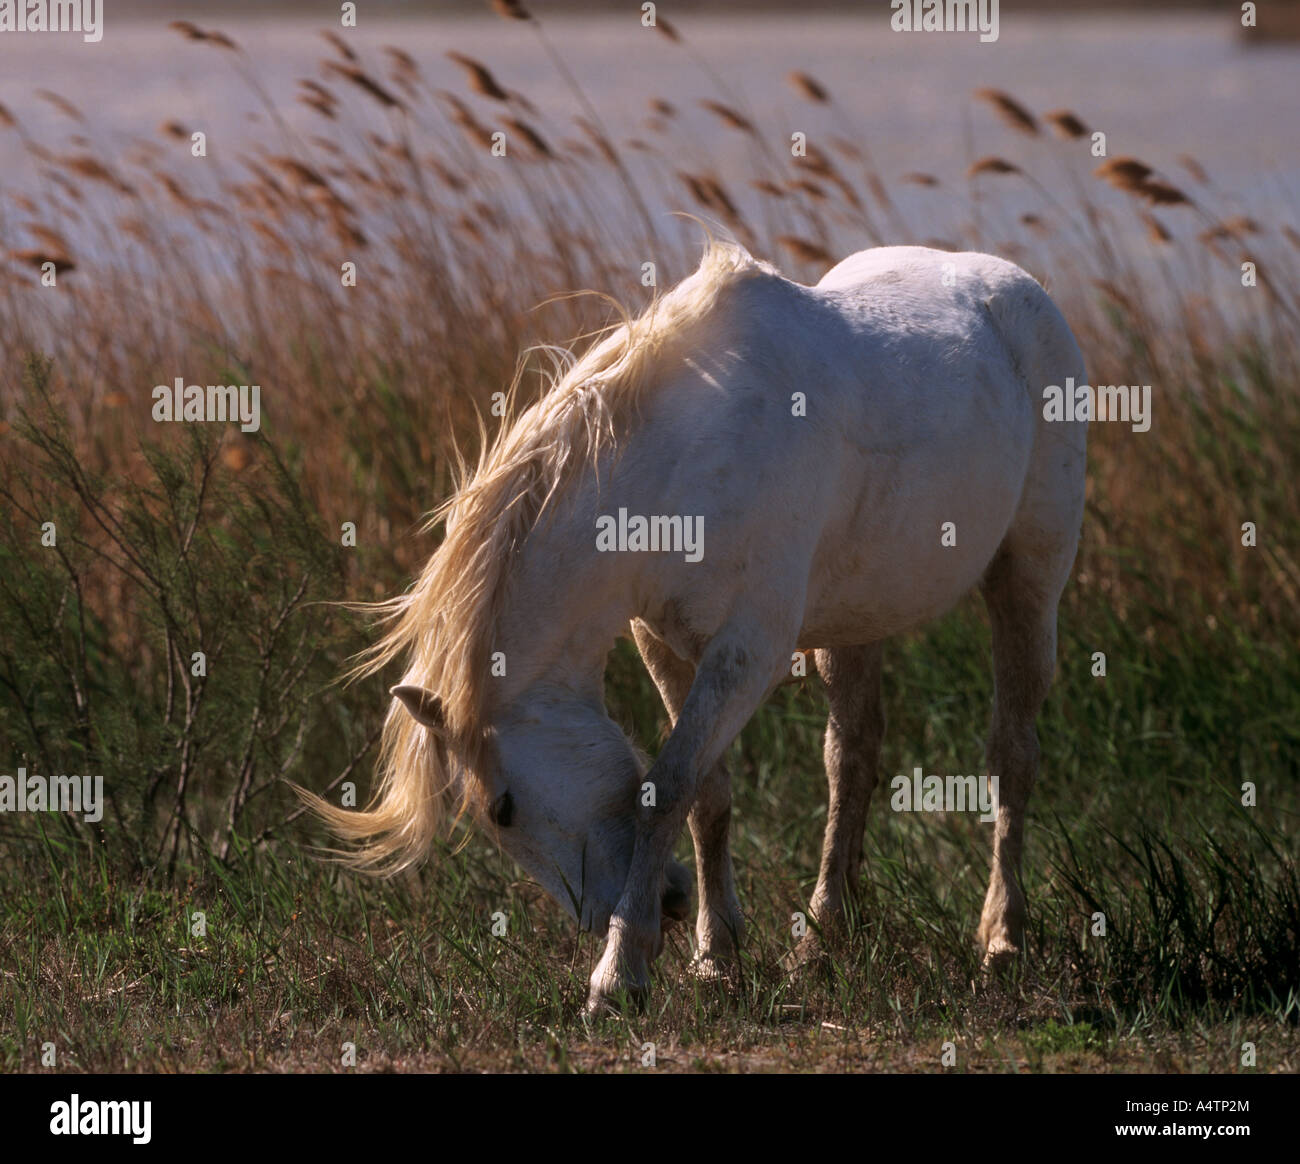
xmin=587 ymin=626 xmax=786 ymax=1012
xmin=631 ymin=619 xmax=744 ymax=976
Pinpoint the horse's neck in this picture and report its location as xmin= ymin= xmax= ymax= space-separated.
xmin=491 ymin=507 xmax=633 ymax=712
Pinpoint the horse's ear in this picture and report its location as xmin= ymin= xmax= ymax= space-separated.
xmin=390 ymin=685 xmax=445 ymax=734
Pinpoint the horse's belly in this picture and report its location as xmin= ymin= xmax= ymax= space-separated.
xmin=797 ymin=448 xmax=1025 ymax=646
xmin=798 ymin=567 xmax=982 ymax=645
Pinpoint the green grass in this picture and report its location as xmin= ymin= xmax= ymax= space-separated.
xmin=1 ymin=586 xmax=1295 ymax=1072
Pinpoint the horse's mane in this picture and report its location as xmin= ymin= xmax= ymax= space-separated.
xmin=303 ymin=238 xmax=773 ymax=871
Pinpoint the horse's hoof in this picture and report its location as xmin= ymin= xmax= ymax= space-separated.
xmin=687 ymin=954 xmax=734 ymax=984
xmin=981 ymin=939 xmax=1023 ymax=978
xmin=585 ymin=979 xmax=650 ymax=1017
xmin=782 ymin=934 xmax=831 ymax=983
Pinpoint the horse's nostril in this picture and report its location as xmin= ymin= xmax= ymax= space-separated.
xmin=489 ymin=790 xmax=514 ymax=828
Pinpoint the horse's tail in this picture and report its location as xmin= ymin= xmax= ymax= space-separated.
xmin=293 ymin=697 xmax=450 ymax=873
xmin=980 ymin=260 xmax=1088 ymax=573
xmin=981 ymin=262 xmax=1088 ymax=421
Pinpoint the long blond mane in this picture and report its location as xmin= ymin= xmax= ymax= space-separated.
xmin=301 ymin=240 xmax=772 ymax=871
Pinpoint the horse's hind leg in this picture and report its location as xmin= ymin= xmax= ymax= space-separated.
xmin=976 ymin=543 xmax=1069 ymax=967
xmin=631 ymin=619 xmax=744 ymax=975
xmin=809 ymin=643 xmax=885 ymax=932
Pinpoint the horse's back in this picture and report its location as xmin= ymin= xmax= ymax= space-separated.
xmin=618 ymin=245 xmax=1087 ymax=648
xmin=813 ymin=246 xmax=1084 ymax=400
xmin=801 ymin=247 xmax=1087 ymax=630
xmin=808 ymin=245 xmax=1088 ymax=535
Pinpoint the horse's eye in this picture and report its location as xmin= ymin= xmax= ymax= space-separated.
xmin=489 ymin=791 xmax=514 ymax=828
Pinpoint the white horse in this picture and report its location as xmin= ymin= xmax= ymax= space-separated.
xmin=303 ymin=241 xmax=1087 ymax=1011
